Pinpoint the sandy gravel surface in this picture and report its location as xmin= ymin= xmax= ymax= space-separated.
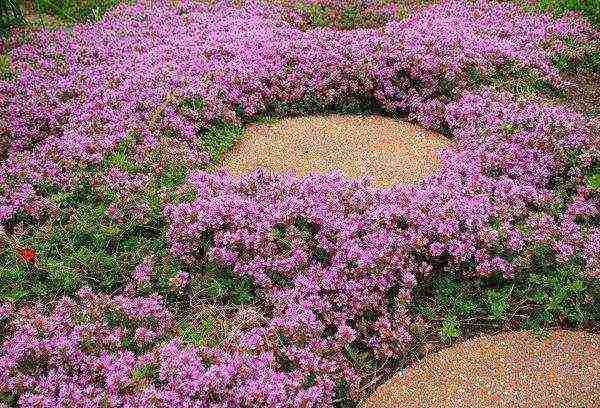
xmin=219 ymin=114 xmax=449 ymax=187
xmin=363 ymin=329 xmax=600 ymax=408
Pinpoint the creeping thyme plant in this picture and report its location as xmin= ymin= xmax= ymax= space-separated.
xmin=0 ymin=0 xmax=598 ymax=406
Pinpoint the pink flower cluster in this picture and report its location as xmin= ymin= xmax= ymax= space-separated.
xmin=164 ymin=88 xmax=599 ymax=404
xmin=0 ymin=0 xmax=596 ymax=221
xmin=0 ymin=289 xmax=354 ymax=407
xmin=4 ymin=87 xmax=595 ymax=407
xmin=162 ymin=87 xmax=598 ymax=405
xmin=0 ymin=288 xmax=177 ymax=407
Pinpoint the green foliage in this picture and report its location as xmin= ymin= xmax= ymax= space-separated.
xmin=249 ymin=113 xmax=281 ymax=126
xmin=289 ymin=90 xmax=329 ymax=115
xmin=344 ymin=345 xmax=376 ymax=371
xmin=537 ymin=0 xmax=600 ymax=27
xmin=302 ymin=372 xmax=317 ymax=389
xmin=337 ymin=4 xmax=388 ymax=30
xmin=33 ymin=0 xmax=132 ymax=24
xmin=412 ymin=302 xmax=436 ymax=320
xmin=523 ymin=258 xmax=596 ymax=325
xmin=158 ymin=162 xmax=189 ymax=190
xmin=338 ymin=5 xmax=360 ymax=29
xmin=131 ymin=363 xmax=158 ymax=382
xmin=179 ymin=96 xmax=205 ymax=112
xmin=484 ymin=287 xmax=511 ymax=320
xmin=101 ymin=134 xmax=141 ymax=173
xmin=580 ymin=49 xmax=600 ymax=73
xmin=199 ymin=260 xmax=255 ymax=305
xmin=466 ymin=66 xmax=484 ymax=85
xmin=550 ymin=37 xmax=600 ymax=83
xmin=179 ymin=318 xmax=220 ymax=347
xmin=432 ymin=274 xmax=460 ymax=308
xmin=550 ymin=51 xmax=572 ymax=73
xmin=410 ymin=241 xmax=598 ymax=345
xmin=0 ymin=0 xmax=24 ymax=38
xmin=466 ymin=61 xmax=567 ymax=100
xmin=333 ymin=378 xmax=358 ymax=408
xmin=335 ymin=97 xmax=374 ymax=115
xmin=438 ymin=314 xmax=460 ymax=342
xmin=431 ymin=274 xmax=477 ymax=317
xmin=200 ymin=119 xmax=244 ymax=162
xmin=502 ymin=122 xmax=522 ymax=136
xmin=0 ymin=391 xmax=17 ymax=406
xmin=288 ymin=0 xmax=403 ymax=31
xmin=437 ymin=78 xmax=456 ymax=99
xmin=512 ymin=0 xmax=599 ymax=27
xmin=0 ymin=127 xmax=199 ymax=304
xmin=416 ymin=0 xmax=438 ymax=5
xmin=296 ymin=2 xmax=330 ymax=28
xmin=0 ymin=52 xmax=16 ymax=80
xmin=586 ymin=165 xmax=600 ymax=191
xmin=273 ymin=225 xmax=293 ymax=252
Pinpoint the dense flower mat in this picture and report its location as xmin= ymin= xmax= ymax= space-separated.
xmin=0 ymin=0 xmax=599 ymax=406
xmin=0 ymin=0 xmax=596 ymax=220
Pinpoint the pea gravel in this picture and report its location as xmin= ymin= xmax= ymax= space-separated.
xmin=363 ymin=329 xmax=600 ymax=408
xmin=219 ymin=114 xmax=449 ymax=187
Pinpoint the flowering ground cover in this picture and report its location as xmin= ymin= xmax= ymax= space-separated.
xmin=0 ymin=0 xmax=599 ymax=406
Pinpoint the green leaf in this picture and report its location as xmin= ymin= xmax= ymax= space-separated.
xmin=454 ymin=296 xmax=476 ymax=316
xmin=302 ymin=372 xmax=317 ymax=389
xmin=4 ymin=288 xmax=28 ymax=302
xmin=252 ymin=114 xmax=281 ymax=125
xmin=439 ymin=315 xmax=460 ymax=342
xmin=587 ymin=172 xmax=600 ymax=191
xmin=182 ymin=315 xmax=222 ymax=347
xmin=232 ymin=276 xmax=255 ymax=304
xmin=0 ymin=53 xmax=16 ymax=81
xmin=570 ymin=279 xmax=585 ymax=293
xmin=131 ymin=363 xmax=158 ymax=382
xmin=485 ymin=288 xmax=510 ymax=320
xmin=180 ymin=97 xmax=205 ymax=112
xmin=201 ymin=120 xmax=244 ymax=162
xmin=530 ymin=290 xmax=547 ymax=304
xmin=0 ymin=266 xmax=24 ymax=281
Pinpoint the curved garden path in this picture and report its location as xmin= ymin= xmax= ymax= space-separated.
xmin=363 ymin=329 xmax=600 ymax=407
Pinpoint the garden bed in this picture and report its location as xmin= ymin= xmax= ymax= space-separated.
xmin=0 ymin=0 xmax=599 ymax=406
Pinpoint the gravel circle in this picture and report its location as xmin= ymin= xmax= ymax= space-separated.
xmin=219 ymin=114 xmax=450 ymax=187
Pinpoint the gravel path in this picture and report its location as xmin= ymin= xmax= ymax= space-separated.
xmin=219 ymin=114 xmax=449 ymax=187
xmin=363 ymin=329 xmax=600 ymax=408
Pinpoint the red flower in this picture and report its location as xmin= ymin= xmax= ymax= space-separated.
xmin=18 ymin=248 xmax=36 ymax=263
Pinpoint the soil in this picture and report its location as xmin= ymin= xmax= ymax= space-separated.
xmin=561 ymin=70 xmax=600 ymax=118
